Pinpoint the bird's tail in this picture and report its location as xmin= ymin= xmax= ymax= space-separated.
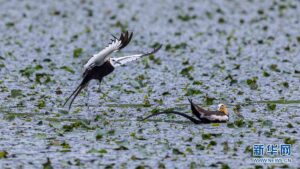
xmin=188 ymin=98 xmax=200 ymax=118
xmin=63 ymin=80 xmax=88 ymax=110
xmin=140 ymin=111 xmax=202 ymax=124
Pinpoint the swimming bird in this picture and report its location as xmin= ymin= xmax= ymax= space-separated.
xmin=141 ymin=98 xmax=229 ymax=124
xmin=63 ymin=31 xmax=162 ymax=110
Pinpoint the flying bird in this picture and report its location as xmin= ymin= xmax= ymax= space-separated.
xmin=141 ymin=98 xmax=229 ymax=124
xmin=63 ymin=31 xmax=162 ymax=110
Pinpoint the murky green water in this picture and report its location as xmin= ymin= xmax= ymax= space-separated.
xmin=0 ymin=0 xmax=299 ymax=168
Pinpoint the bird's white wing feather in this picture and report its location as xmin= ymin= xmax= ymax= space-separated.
xmin=84 ymin=40 xmax=122 ymax=70
xmin=83 ymin=31 xmax=133 ymax=72
xmin=110 ymin=45 xmax=162 ymax=67
xmin=110 ymin=54 xmax=144 ymax=67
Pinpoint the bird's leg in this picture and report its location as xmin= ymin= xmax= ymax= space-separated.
xmin=98 ymin=79 xmax=107 ymax=103
xmin=98 ymin=79 xmax=103 ymax=97
xmin=85 ymin=87 xmax=90 ymax=111
xmin=98 ymin=79 xmax=117 ymax=102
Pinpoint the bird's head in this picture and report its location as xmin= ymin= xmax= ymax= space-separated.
xmin=218 ymin=104 xmax=228 ymax=115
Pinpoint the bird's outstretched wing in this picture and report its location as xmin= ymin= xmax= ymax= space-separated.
xmin=83 ymin=31 xmax=133 ymax=72
xmin=110 ymin=44 xmax=162 ymax=67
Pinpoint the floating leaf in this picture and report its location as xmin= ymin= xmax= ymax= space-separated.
xmin=218 ymin=17 xmax=226 ymax=24
xmin=269 ymin=64 xmax=280 ymax=72
xmin=172 ymin=148 xmax=184 ymax=155
xmin=96 ymin=134 xmax=103 ymax=140
xmin=185 ymin=88 xmax=202 ymax=96
xmin=10 ymin=89 xmax=22 ymax=98
xmin=205 ymin=95 xmax=215 ymax=105
xmin=61 ymin=142 xmax=71 ymax=149
xmin=267 ymin=103 xmax=276 ymax=111
xmin=35 ymin=73 xmax=52 ymax=84
xmin=281 ymin=82 xmax=289 ymax=88
xmin=37 ymin=99 xmax=46 ymax=108
xmin=193 ymin=81 xmax=203 ymax=85
xmin=180 ymin=66 xmax=194 ymax=77
xmin=234 ymin=119 xmax=245 ymax=127
xmin=196 ymin=144 xmax=205 ymax=150
xmin=98 ymin=149 xmax=107 ymax=154
xmin=177 ymin=14 xmax=197 ymax=21
xmin=211 ymin=123 xmax=220 ymax=127
xmin=73 ymin=48 xmax=83 ymax=58
xmin=246 ymin=77 xmax=258 ymax=90
xmin=62 ymin=121 xmax=91 ymax=132
xmin=262 ymin=120 xmax=273 ymax=127
xmin=227 ymin=123 xmax=234 ymax=128
xmin=4 ymin=114 xmax=16 ymax=121
xmin=221 ymin=164 xmax=230 ymax=169
xmin=165 ymin=43 xmax=187 ymax=52
xmin=60 ymin=66 xmax=75 ymax=74
xmin=149 ymin=55 xmax=161 ymax=65
xmin=6 ymin=22 xmax=15 ymax=27
xmin=263 ymin=71 xmax=270 ymax=77
xmin=284 ymin=138 xmax=296 ymax=144
xmin=0 ymin=151 xmax=8 ymax=159
xmin=287 ymin=123 xmax=293 ymax=128
xmin=208 ymin=140 xmax=217 ymax=147
xmin=20 ymin=65 xmax=43 ymax=77
xmin=202 ymin=133 xmax=211 ymax=140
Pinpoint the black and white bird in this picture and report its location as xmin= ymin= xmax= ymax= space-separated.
xmin=63 ymin=31 xmax=162 ymax=109
xmin=141 ymin=98 xmax=229 ymax=124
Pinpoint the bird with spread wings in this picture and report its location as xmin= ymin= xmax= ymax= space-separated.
xmin=63 ymin=31 xmax=162 ymax=110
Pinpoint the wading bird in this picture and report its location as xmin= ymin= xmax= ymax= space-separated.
xmin=63 ymin=31 xmax=162 ymax=110
xmin=141 ymin=98 xmax=229 ymax=124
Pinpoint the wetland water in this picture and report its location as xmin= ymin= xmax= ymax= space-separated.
xmin=0 ymin=0 xmax=299 ymax=168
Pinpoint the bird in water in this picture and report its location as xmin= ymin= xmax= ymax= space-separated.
xmin=63 ymin=31 xmax=162 ymax=110
xmin=141 ymin=98 xmax=229 ymax=124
